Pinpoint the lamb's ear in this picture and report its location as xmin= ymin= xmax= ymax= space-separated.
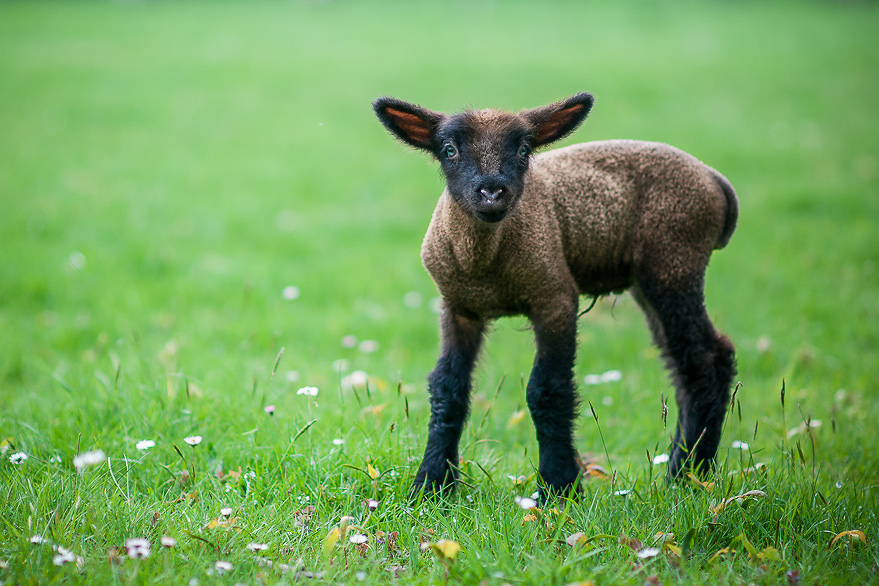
xmin=521 ymin=92 xmax=594 ymax=148
xmin=373 ymin=97 xmax=445 ymax=152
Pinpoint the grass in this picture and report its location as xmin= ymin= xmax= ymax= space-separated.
xmin=1 ymin=1 xmax=878 ymax=584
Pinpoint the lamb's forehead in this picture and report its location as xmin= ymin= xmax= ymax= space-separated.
xmin=440 ymin=108 xmax=530 ymax=141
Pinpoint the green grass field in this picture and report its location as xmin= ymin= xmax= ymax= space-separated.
xmin=1 ymin=1 xmax=878 ymax=584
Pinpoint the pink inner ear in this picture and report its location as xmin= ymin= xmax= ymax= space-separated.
xmin=387 ymin=108 xmax=432 ymax=143
xmin=537 ymin=103 xmax=584 ymax=144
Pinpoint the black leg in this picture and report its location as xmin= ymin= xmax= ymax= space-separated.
xmin=412 ymin=307 xmax=486 ymax=495
xmin=633 ymin=275 xmax=736 ymax=478
xmin=526 ymin=298 xmax=581 ymax=498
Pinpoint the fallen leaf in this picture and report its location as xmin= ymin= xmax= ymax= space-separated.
xmin=565 ymin=532 xmax=587 ymax=547
xmin=686 ymin=472 xmax=714 ymax=492
xmin=710 ymin=490 xmax=767 ymax=515
xmin=709 ymin=547 xmax=732 ymax=562
xmin=521 ymin=514 xmax=538 ymax=525
xmin=583 ymin=462 xmax=610 ymax=479
xmin=830 ymin=530 xmax=866 ymax=549
xmin=619 ymin=535 xmax=643 ymax=551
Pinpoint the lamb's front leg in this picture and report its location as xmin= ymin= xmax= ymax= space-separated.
xmin=412 ymin=307 xmax=486 ymax=496
xmin=527 ymin=297 xmax=581 ymax=498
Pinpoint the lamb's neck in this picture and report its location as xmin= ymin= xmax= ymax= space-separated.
xmin=441 ymin=195 xmax=506 ymax=276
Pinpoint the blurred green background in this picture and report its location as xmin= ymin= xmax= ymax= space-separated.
xmin=1 ymin=0 xmax=877 ymax=475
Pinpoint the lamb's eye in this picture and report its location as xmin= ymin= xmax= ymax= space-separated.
xmin=518 ymin=145 xmax=530 ymax=157
xmin=443 ymin=145 xmax=457 ymax=158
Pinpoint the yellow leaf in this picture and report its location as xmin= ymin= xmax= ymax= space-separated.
xmin=584 ymin=463 xmax=610 ymax=479
xmin=709 ymin=547 xmax=732 ymax=562
xmin=830 ymin=530 xmax=866 ymax=548
xmin=664 ymin=543 xmax=683 ymax=557
xmin=435 ymin=539 xmax=461 ymax=560
xmin=322 ymin=527 xmax=341 ymax=558
xmin=686 ymin=472 xmax=714 ymax=492
xmin=521 ymin=514 xmax=538 ymax=525
xmin=367 ymin=463 xmax=380 ymax=480
xmin=422 ymin=539 xmax=461 ymax=562
xmin=507 ymin=410 xmax=527 ymax=428
xmin=565 ymin=532 xmax=588 ymax=547
xmin=206 ymin=516 xmax=239 ymax=530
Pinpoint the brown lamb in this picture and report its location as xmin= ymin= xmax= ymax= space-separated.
xmin=373 ymin=92 xmax=738 ymax=498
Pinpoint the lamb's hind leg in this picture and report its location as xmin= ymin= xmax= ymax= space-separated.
xmin=633 ymin=274 xmax=736 ymax=478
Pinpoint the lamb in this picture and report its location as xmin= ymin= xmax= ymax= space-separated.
xmin=373 ymin=92 xmax=738 ymax=498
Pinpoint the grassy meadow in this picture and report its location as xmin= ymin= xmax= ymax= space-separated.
xmin=1 ymin=1 xmax=878 ymax=584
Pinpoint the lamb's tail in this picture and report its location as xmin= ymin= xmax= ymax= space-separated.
xmin=711 ymin=168 xmax=738 ymax=250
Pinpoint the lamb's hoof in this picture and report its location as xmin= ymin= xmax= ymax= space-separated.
xmin=667 ymin=447 xmax=714 ymax=482
xmin=409 ymin=478 xmax=456 ymax=501
xmin=537 ymin=477 xmax=582 ymax=504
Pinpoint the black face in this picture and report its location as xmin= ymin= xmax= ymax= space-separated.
xmin=434 ymin=112 xmax=533 ymax=224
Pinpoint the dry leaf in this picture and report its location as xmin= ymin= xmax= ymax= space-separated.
xmin=709 ymin=547 xmax=732 ymax=562
xmin=830 ymin=530 xmax=866 ymax=548
xmin=710 ymin=490 xmax=767 ymax=515
xmin=619 ymin=535 xmax=643 ymax=551
xmin=565 ymin=532 xmax=587 ymax=547
xmin=521 ymin=514 xmax=538 ymax=525
xmin=583 ymin=462 xmax=610 ymax=479
xmin=686 ymin=472 xmax=714 ymax=492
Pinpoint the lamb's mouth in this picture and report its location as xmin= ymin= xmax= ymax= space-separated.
xmin=474 ymin=208 xmax=508 ymax=223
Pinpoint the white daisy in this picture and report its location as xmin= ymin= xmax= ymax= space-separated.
xmin=183 ymin=436 xmax=202 ymax=446
xmin=160 ymin=536 xmax=177 ymax=548
xmin=358 ymin=340 xmax=379 ymax=353
xmin=72 ymin=450 xmax=106 ymax=471
xmin=136 ymin=440 xmax=156 ymax=451
xmin=514 ymin=495 xmax=538 ymax=510
xmin=126 ymin=538 xmax=151 ymax=559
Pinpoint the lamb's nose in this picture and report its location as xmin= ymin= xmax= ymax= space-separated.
xmin=479 ymin=188 xmax=504 ymax=203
